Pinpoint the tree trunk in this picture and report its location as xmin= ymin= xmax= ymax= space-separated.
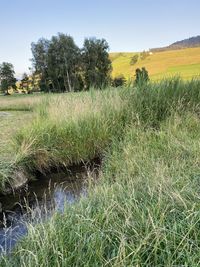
xmin=56 ymin=78 xmax=61 ymax=92
xmin=66 ymin=70 xmax=72 ymax=92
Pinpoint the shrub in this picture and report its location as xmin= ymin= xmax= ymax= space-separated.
xmin=135 ymin=67 xmax=149 ymax=85
xmin=130 ymin=54 xmax=139 ymax=65
xmin=112 ymin=75 xmax=126 ymax=87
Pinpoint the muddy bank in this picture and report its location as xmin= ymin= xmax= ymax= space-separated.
xmin=2 ymin=158 xmax=101 ymax=195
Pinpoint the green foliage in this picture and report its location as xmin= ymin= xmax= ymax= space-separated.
xmin=0 ymin=62 xmax=16 ymax=94
xmin=130 ymin=54 xmax=139 ymax=65
xmin=31 ymin=38 xmax=49 ymax=92
xmin=31 ymin=34 xmax=112 ymax=92
xmin=31 ymin=34 xmax=81 ymax=92
xmin=82 ymin=38 xmax=112 ymax=89
xmin=129 ymin=77 xmax=200 ymax=128
xmin=112 ymin=74 xmax=126 ymax=87
xmin=135 ymin=67 xmax=149 ymax=85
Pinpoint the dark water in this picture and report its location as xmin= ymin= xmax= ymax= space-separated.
xmin=0 ymin=166 xmax=93 ymax=253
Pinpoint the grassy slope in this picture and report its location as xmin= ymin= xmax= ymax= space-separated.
xmin=110 ymin=47 xmax=200 ymax=80
xmin=1 ymin=78 xmax=200 ymax=266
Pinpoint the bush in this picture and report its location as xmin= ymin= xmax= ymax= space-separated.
xmin=112 ymin=75 xmax=126 ymax=87
xmin=130 ymin=54 xmax=139 ymax=65
xmin=135 ymin=67 xmax=149 ymax=85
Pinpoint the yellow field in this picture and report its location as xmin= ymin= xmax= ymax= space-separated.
xmin=110 ymin=47 xmax=200 ymax=80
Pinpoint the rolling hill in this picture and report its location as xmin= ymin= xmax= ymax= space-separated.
xmin=110 ymin=47 xmax=200 ymax=80
xmin=150 ymin=35 xmax=200 ymax=52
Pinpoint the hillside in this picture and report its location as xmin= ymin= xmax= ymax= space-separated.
xmin=110 ymin=47 xmax=200 ymax=80
xmin=169 ymin=35 xmax=200 ymax=49
xmin=150 ymin=35 xmax=200 ymax=52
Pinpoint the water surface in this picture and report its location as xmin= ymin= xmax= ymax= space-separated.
xmin=0 ymin=167 xmax=90 ymax=253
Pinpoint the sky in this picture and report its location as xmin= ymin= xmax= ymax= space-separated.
xmin=0 ymin=0 xmax=199 ymax=76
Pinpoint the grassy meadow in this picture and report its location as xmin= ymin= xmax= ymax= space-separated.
xmin=1 ymin=77 xmax=200 ymax=266
xmin=110 ymin=47 xmax=200 ymax=80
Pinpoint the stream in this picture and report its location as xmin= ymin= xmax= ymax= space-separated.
xmin=0 ymin=165 xmax=95 ymax=253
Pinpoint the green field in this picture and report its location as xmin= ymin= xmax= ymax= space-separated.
xmin=1 ymin=78 xmax=200 ymax=266
xmin=110 ymin=47 xmax=200 ymax=80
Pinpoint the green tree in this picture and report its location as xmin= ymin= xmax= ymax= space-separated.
xmin=0 ymin=62 xmax=16 ymax=95
xmin=47 ymin=33 xmax=82 ymax=92
xmin=31 ymin=34 xmax=82 ymax=92
xmin=31 ymin=38 xmax=50 ymax=92
xmin=82 ymin=38 xmax=112 ymax=89
xmin=130 ymin=54 xmax=139 ymax=65
xmin=135 ymin=67 xmax=149 ymax=85
xmin=31 ymin=34 xmax=112 ymax=92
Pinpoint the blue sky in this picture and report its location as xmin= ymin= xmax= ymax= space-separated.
xmin=0 ymin=0 xmax=199 ymax=75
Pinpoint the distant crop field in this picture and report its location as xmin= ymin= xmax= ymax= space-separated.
xmin=110 ymin=47 xmax=200 ymax=80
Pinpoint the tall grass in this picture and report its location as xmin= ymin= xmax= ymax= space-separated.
xmin=0 ymin=89 xmax=125 ymax=188
xmin=0 ymin=94 xmax=44 ymax=111
xmin=1 ymin=77 xmax=200 ymax=266
xmin=125 ymin=77 xmax=200 ymax=127
xmin=13 ymin=88 xmax=125 ymax=174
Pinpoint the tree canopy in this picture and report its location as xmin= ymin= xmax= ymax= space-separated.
xmin=82 ymin=38 xmax=112 ymax=89
xmin=0 ymin=62 xmax=16 ymax=94
xmin=31 ymin=34 xmax=112 ymax=92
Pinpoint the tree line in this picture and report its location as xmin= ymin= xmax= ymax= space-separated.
xmin=0 ymin=33 xmax=150 ymax=94
xmin=31 ymin=33 xmax=112 ymax=92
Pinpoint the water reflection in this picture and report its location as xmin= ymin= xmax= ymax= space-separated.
xmin=0 ymin=168 xmax=90 ymax=253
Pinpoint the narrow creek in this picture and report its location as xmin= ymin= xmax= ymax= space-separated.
xmin=0 ymin=164 xmax=98 ymax=253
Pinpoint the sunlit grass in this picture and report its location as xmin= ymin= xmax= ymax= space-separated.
xmin=110 ymin=47 xmax=200 ymax=80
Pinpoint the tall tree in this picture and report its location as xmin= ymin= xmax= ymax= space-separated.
xmin=47 ymin=33 xmax=82 ymax=92
xmin=31 ymin=38 xmax=50 ymax=92
xmin=31 ymin=34 xmax=82 ymax=92
xmin=31 ymin=34 xmax=112 ymax=92
xmin=82 ymin=38 xmax=112 ymax=89
xmin=0 ymin=62 xmax=16 ymax=94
